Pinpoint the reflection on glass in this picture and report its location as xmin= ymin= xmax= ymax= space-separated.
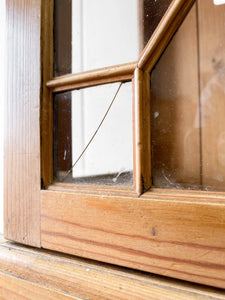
xmin=54 ymin=0 xmax=72 ymax=76
xmin=151 ymin=4 xmax=225 ymax=191
xmin=54 ymin=82 xmax=133 ymax=186
xmin=54 ymin=0 xmax=172 ymax=76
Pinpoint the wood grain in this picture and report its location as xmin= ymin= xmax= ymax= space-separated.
xmin=0 ymin=240 xmax=224 ymax=300
xmin=150 ymin=4 xmax=201 ymax=189
xmin=46 ymin=62 xmax=137 ymax=92
xmin=41 ymin=189 xmax=225 ymax=289
xmin=0 ymin=272 xmax=79 ymax=300
xmin=197 ymin=0 xmax=225 ymax=191
xmin=134 ymin=68 xmax=151 ymax=195
xmin=41 ymin=0 xmax=54 ymax=187
xmin=4 ymin=0 xmax=41 ymax=246
xmin=138 ymin=0 xmax=195 ymax=72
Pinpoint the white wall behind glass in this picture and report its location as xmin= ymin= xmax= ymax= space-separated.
xmin=72 ymin=0 xmax=139 ymax=72
xmin=71 ymin=0 xmax=138 ymax=179
xmin=0 ymin=0 xmax=5 ymax=234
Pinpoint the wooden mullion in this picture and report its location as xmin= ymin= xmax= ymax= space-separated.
xmin=41 ymin=0 xmax=54 ymax=188
xmin=134 ymin=68 xmax=151 ymax=195
xmin=138 ymin=0 xmax=195 ymax=72
xmin=46 ymin=62 xmax=137 ymax=93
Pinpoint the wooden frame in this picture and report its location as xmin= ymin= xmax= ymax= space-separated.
xmin=5 ymin=0 xmax=225 ymax=290
xmin=1 ymin=238 xmax=225 ymax=299
xmin=44 ymin=0 xmax=196 ymax=195
xmin=4 ymin=0 xmax=41 ymax=247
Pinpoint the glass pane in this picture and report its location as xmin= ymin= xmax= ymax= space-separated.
xmin=54 ymin=82 xmax=133 ymax=186
xmin=54 ymin=0 xmax=72 ymax=76
xmin=151 ymin=4 xmax=225 ymax=192
xmin=54 ymin=0 xmax=172 ymax=76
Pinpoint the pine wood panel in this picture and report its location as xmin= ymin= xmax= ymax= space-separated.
xmin=4 ymin=0 xmax=41 ymax=246
xmin=0 ymin=239 xmax=224 ymax=300
xmin=0 ymin=272 xmax=79 ymax=300
xmin=41 ymin=190 xmax=225 ymax=289
xmin=151 ymin=5 xmax=201 ymax=189
xmin=198 ymin=0 xmax=225 ymax=191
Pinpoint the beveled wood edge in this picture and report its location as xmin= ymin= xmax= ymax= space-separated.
xmin=46 ymin=62 xmax=137 ymax=92
xmin=48 ymin=182 xmax=137 ymax=198
xmin=138 ymin=0 xmax=196 ymax=72
xmin=0 ymin=239 xmax=224 ymax=300
xmin=44 ymin=185 xmax=225 ymax=205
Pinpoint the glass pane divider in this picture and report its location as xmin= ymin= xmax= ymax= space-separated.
xmin=46 ymin=62 xmax=137 ymax=93
xmin=138 ymin=0 xmax=195 ymax=72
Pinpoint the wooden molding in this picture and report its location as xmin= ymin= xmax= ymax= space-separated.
xmin=41 ymin=0 xmax=54 ymax=187
xmin=46 ymin=62 xmax=137 ymax=93
xmin=133 ymin=68 xmax=151 ymax=195
xmin=138 ymin=0 xmax=196 ymax=72
xmin=0 ymin=239 xmax=225 ymax=299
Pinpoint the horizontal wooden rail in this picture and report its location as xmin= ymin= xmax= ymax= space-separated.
xmin=41 ymin=189 xmax=225 ymax=289
xmin=138 ymin=0 xmax=195 ymax=72
xmin=46 ymin=62 xmax=137 ymax=93
xmin=1 ymin=238 xmax=225 ymax=299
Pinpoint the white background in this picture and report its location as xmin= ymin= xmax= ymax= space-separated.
xmin=0 ymin=0 xmax=5 ymax=234
xmin=214 ymin=0 xmax=225 ymax=5
xmin=0 ymin=0 xmax=5 ymax=233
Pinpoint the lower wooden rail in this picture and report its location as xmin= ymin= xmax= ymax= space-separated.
xmin=0 ymin=237 xmax=224 ymax=300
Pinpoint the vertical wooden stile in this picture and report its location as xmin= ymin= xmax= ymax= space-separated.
xmin=41 ymin=0 xmax=54 ymax=187
xmin=4 ymin=0 xmax=42 ymax=246
xmin=134 ymin=68 xmax=151 ymax=195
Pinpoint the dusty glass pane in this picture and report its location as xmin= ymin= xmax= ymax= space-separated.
xmin=151 ymin=4 xmax=225 ymax=191
xmin=54 ymin=0 xmax=72 ymax=76
xmin=54 ymin=82 xmax=133 ymax=186
xmin=54 ymin=0 xmax=172 ymax=76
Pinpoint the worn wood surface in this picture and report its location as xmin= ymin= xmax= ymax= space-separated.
xmin=41 ymin=189 xmax=225 ymax=289
xmin=198 ymin=0 xmax=225 ymax=191
xmin=5 ymin=0 xmax=225 ymax=294
xmin=0 ymin=239 xmax=225 ymax=300
xmin=150 ymin=4 xmax=201 ymax=189
xmin=46 ymin=62 xmax=137 ymax=93
xmin=134 ymin=69 xmax=151 ymax=195
xmin=138 ymin=0 xmax=195 ymax=72
xmin=4 ymin=0 xmax=41 ymax=246
xmin=0 ymin=272 xmax=79 ymax=300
